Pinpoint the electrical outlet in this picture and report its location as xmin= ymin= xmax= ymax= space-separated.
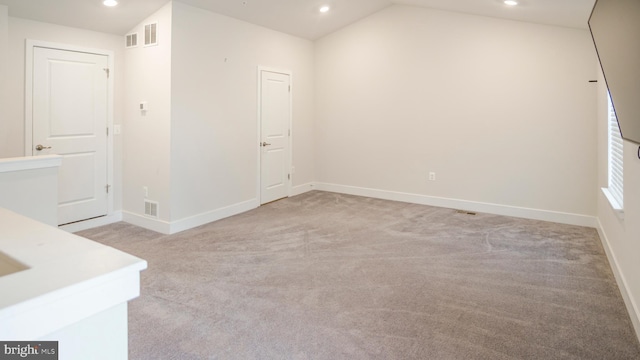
xmin=429 ymin=172 xmax=436 ymax=181
xmin=291 ymin=166 xmax=296 ymax=174
xmin=114 ymin=124 xmax=122 ymax=135
xmin=143 ymin=186 xmax=148 ymax=198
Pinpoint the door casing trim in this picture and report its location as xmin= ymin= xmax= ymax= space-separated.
xmin=25 ymin=39 xmax=115 ymax=221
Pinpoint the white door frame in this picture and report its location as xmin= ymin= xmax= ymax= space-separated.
xmin=25 ymin=39 xmax=115 ymax=219
xmin=256 ymin=66 xmax=293 ymax=204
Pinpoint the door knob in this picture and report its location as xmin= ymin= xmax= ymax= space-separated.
xmin=35 ymin=144 xmax=52 ymax=151
xmin=261 ymin=142 xmax=271 ymax=147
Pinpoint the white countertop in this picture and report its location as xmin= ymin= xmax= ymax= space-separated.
xmin=0 ymin=208 xmax=147 ymax=340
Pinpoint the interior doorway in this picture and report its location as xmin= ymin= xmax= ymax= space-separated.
xmin=258 ymin=68 xmax=292 ymax=205
xmin=26 ymin=41 xmax=113 ymax=225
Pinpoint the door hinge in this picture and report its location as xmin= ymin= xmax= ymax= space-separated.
xmin=107 ymin=127 xmax=109 ymax=136
xmin=106 ymin=184 xmax=111 ymax=194
xmin=288 ymin=174 xmax=290 ymax=180
xmin=288 ymin=129 xmax=291 ymax=137
xmin=288 ymin=85 xmax=291 ymax=92
xmin=103 ymin=68 xmax=110 ymax=78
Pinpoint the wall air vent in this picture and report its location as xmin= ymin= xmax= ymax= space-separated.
xmin=144 ymin=22 xmax=158 ymax=47
xmin=455 ymin=210 xmax=477 ymax=216
xmin=125 ymin=33 xmax=138 ymax=48
xmin=144 ymin=200 xmax=159 ymax=218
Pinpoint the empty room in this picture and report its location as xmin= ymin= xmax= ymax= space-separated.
xmin=1 ymin=0 xmax=640 ymax=359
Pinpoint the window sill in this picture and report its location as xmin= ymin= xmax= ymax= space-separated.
xmin=601 ymin=187 xmax=624 ymax=221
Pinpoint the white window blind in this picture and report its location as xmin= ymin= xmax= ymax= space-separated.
xmin=608 ymin=94 xmax=624 ymax=208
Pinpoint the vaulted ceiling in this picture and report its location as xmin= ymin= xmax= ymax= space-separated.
xmin=0 ymin=0 xmax=596 ymax=40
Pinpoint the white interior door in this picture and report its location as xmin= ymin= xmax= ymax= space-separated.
xmin=260 ymin=70 xmax=291 ymax=204
xmin=32 ymin=46 xmax=109 ymax=225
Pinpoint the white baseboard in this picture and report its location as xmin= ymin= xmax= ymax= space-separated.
xmin=60 ymin=211 xmax=123 ymax=233
xmin=120 ymin=183 xmax=596 ymax=233
xmin=122 ymin=199 xmax=259 ymax=235
xmin=314 ymin=182 xmax=597 ymax=228
xmin=596 ymin=219 xmax=640 ymax=344
xmin=169 ymin=198 xmax=258 ymax=234
xmin=122 ymin=211 xmax=172 ymax=234
xmin=291 ymin=182 xmax=315 ymax=196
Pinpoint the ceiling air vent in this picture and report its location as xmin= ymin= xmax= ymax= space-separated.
xmin=144 ymin=200 xmax=159 ymax=218
xmin=144 ymin=22 xmax=158 ymax=46
xmin=125 ymin=33 xmax=138 ymax=48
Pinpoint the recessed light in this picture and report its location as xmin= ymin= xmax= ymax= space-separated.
xmin=504 ymin=0 xmax=518 ymax=5
xmin=320 ymin=5 xmax=330 ymax=13
xmin=103 ymin=0 xmax=118 ymax=7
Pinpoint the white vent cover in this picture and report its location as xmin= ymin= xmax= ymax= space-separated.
xmin=144 ymin=22 xmax=158 ymax=46
xmin=144 ymin=200 xmax=159 ymax=218
xmin=125 ymin=33 xmax=138 ymax=48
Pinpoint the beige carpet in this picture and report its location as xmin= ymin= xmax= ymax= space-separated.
xmin=78 ymin=191 xmax=640 ymax=359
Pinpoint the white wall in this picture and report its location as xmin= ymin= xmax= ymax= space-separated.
xmin=122 ymin=3 xmax=173 ymax=223
xmin=0 ymin=168 xmax=58 ymax=225
xmin=0 ymin=156 xmax=61 ymax=226
xmin=0 ymin=5 xmax=8 ymax=137
xmin=41 ymin=304 xmax=128 ymax=360
xmin=2 ymin=17 xmax=125 ymax=211
xmin=596 ymin=67 xmax=640 ymax=339
xmin=315 ymin=5 xmax=597 ymax=220
xmin=169 ymin=1 xmax=315 ymax=222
